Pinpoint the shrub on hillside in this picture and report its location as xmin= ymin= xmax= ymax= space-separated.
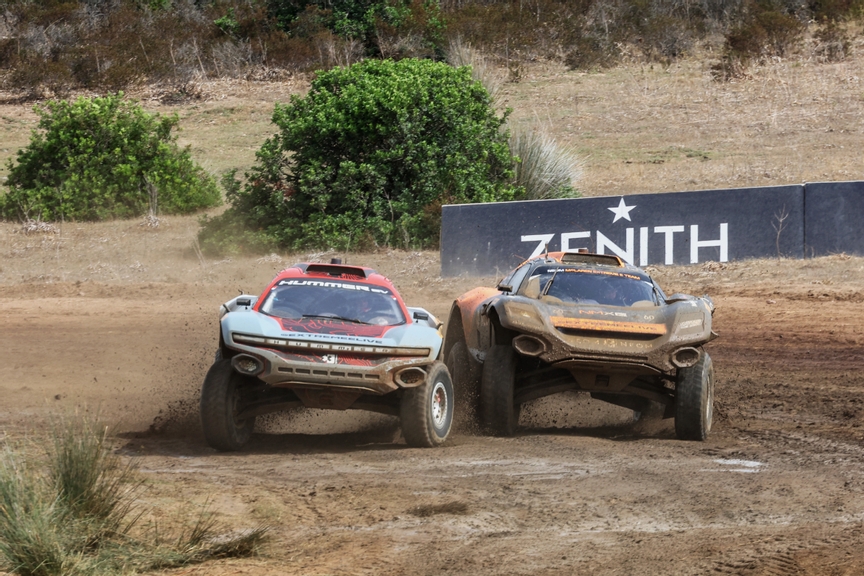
xmin=267 ymin=0 xmax=445 ymax=57
xmin=711 ymin=0 xmax=804 ymax=79
xmin=0 ymin=94 xmax=221 ymax=222
xmin=199 ymin=58 xmax=518 ymax=253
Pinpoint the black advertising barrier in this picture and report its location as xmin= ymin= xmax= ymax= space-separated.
xmin=441 ymin=185 xmax=805 ymax=277
xmin=804 ymin=180 xmax=864 ymax=257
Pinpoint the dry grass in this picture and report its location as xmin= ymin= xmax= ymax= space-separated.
xmin=500 ymin=50 xmax=864 ymax=197
xmin=0 ymin=49 xmax=863 ymax=287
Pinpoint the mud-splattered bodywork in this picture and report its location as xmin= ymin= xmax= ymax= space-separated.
xmin=445 ymin=252 xmax=716 ymax=415
xmin=216 ymin=263 xmax=443 ymax=418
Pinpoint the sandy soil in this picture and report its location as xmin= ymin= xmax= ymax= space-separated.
xmin=2 ymin=226 xmax=864 ymax=575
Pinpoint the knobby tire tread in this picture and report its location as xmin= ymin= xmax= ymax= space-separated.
xmin=447 ymin=341 xmax=479 ymax=425
xmin=200 ymin=359 xmax=254 ymax=451
xmin=675 ymin=351 xmax=714 ymax=441
xmin=401 ymin=361 xmax=453 ymax=448
xmin=481 ymin=345 xmax=519 ymax=437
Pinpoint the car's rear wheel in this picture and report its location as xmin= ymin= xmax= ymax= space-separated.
xmin=481 ymin=344 xmax=520 ymax=437
xmin=400 ymin=361 xmax=454 ymax=448
xmin=200 ymin=359 xmax=256 ymax=451
xmin=674 ymin=351 xmax=714 ymax=441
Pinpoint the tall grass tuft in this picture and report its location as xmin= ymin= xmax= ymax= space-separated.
xmin=48 ymin=417 xmax=140 ymax=539
xmin=0 ymin=448 xmax=80 ymax=576
xmin=445 ymin=37 xmax=505 ymax=103
xmin=509 ymin=124 xmax=583 ymax=200
xmin=0 ymin=415 xmax=268 ymax=576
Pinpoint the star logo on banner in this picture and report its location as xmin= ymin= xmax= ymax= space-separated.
xmin=608 ymin=197 xmax=636 ymax=223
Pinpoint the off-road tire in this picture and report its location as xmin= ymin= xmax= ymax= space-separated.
xmin=400 ymin=361 xmax=454 ymax=448
xmin=200 ymin=359 xmax=256 ymax=451
xmin=675 ymin=351 xmax=714 ymax=441
xmin=481 ymin=344 xmax=520 ymax=437
xmin=446 ymin=341 xmax=479 ymax=429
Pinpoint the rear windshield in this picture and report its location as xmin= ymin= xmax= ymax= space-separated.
xmin=520 ymin=266 xmax=658 ymax=307
xmin=259 ymin=279 xmax=406 ymax=326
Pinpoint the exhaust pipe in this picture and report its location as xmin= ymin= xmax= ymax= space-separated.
xmin=396 ymin=366 xmax=427 ymax=386
xmin=232 ymin=354 xmax=265 ymax=376
xmin=513 ymin=335 xmax=547 ymax=357
xmin=672 ymin=347 xmax=701 ymax=368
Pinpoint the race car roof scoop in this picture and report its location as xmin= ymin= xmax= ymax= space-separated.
xmin=560 ymin=253 xmax=624 ymax=267
xmin=305 ymin=263 xmax=370 ymax=278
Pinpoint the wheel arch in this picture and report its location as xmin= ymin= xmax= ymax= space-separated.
xmin=487 ymin=304 xmax=516 ymax=347
xmin=443 ymin=301 xmax=467 ymax=361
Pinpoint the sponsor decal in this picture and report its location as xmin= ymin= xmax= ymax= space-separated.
xmin=541 ymin=267 xmax=643 ymax=281
xmin=277 ymin=279 xmax=391 ymax=294
xmin=579 ymin=310 xmax=628 ymax=317
xmin=280 ymin=332 xmax=383 ymax=344
xmin=601 ymin=338 xmax=651 ymax=349
xmin=521 ymin=200 xmax=728 ymax=265
xmin=552 ymin=316 xmax=667 ymax=335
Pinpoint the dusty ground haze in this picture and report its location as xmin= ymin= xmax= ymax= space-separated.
xmin=3 ymin=53 xmax=864 ymax=574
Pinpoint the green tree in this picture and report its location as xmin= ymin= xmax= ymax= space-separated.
xmin=0 ymin=94 xmax=221 ymax=222
xmin=200 ymin=58 xmax=517 ymax=253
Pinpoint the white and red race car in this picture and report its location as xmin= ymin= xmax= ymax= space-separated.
xmin=200 ymin=260 xmax=452 ymax=450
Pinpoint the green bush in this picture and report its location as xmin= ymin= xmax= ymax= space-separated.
xmin=268 ymin=0 xmax=444 ymax=57
xmin=200 ymin=58 xmax=518 ymax=253
xmin=0 ymin=94 xmax=221 ymax=222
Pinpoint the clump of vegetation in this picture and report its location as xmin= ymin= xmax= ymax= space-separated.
xmin=0 ymin=0 xmax=857 ymax=90
xmin=712 ymin=0 xmax=805 ymax=80
xmin=0 ymin=0 xmax=444 ymax=94
xmin=0 ymin=415 xmax=267 ymax=576
xmin=445 ymin=37 xmax=505 ymax=104
xmin=509 ymin=125 xmax=582 ymax=200
xmin=270 ymin=0 xmax=445 ymax=58
xmin=0 ymin=94 xmax=221 ymax=222
xmin=199 ymin=58 xmax=518 ymax=254
xmin=445 ymin=40 xmax=582 ymax=200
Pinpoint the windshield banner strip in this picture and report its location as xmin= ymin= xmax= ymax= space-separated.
xmin=276 ymin=279 xmax=391 ymax=294
xmin=551 ymin=317 xmax=667 ymax=335
xmin=543 ymin=268 xmax=643 ymax=281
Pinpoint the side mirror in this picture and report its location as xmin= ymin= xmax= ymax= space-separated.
xmin=237 ymin=298 xmax=252 ymax=307
xmin=498 ymin=283 xmax=513 ymax=293
xmin=413 ymin=311 xmax=429 ymax=321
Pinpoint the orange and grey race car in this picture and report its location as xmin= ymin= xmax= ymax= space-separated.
xmin=444 ymin=251 xmax=717 ymax=440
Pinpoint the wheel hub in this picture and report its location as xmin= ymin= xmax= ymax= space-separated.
xmin=431 ymin=381 xmax=448 ymax=428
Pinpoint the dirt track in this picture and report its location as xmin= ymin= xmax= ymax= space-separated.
xmin=3 ymin=243 xmax=864 ymax=575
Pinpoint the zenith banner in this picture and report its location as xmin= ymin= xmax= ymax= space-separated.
xmin=804 ymin=180 xmax=864 ymax=257
xmin=440 ymin=185 xmax=804 ymax=277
